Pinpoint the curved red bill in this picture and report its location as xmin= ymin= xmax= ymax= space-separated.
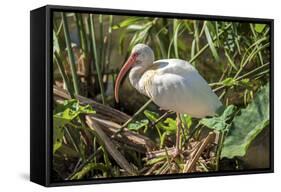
xmin=114 ymin=52 xmax=138 ymax=103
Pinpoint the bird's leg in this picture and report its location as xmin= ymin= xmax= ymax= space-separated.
xmin=174 ymin=113 xmax=182 ymax=157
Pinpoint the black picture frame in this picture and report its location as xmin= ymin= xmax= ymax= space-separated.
xmin=30 ymin=4 xmax=274 ymax=187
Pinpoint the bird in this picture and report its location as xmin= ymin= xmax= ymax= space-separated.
xmin=114 ymin=44 xmax=222 ymax=156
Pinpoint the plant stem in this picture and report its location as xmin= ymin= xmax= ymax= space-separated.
xmin=99 ymin=15 xmax=105 ymax=73
xmin=61 ymin=12 xmax=80 ymax=95
xmin=64 ymin=127 xmax=82 ymax=158
xmin=104 ymin=15 xmax=113 ymax=89
xmin=115 ymin=99 xmax=153 ymax=134
xmin=212 ymin=62 xmax=269 ymax=93
xmin=215 ymin=131 xmax=226 ymax=171
xmin=234 ymin=42 xmax=269 ymax=79
xmin=75 ymin=13 xmax=88 ymax=53
xmin=53 ymin=51 xmax=74 ymax=98
xmin=89 ymin=14 xmax=106 ymax=104
xmin=66 ymin=147 xmax=103 ymax=180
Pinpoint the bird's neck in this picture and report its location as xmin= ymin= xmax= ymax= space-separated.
xmin=129 ymin=65 xmax=147 ymax=95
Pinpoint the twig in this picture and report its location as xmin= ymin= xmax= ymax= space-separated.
xmin=183 ymin=132 xmax=216 ymax=173
xmin=151 ymin=111 xmax=171 ymax=128
xmin=115 ymin=99 xmax=153 ymax=134
xmin=90 ymin=116 xmax=156 ymax=152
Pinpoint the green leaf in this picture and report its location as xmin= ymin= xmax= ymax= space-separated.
xmin=221 ymin=77 xmax=238 ymax=87
xmin=144 ymin=110 xmax=159 ymax=121
xmin=146 ymin=156 xmax=166 ymax=165
xmin=144 ymin=110 xmax=176 ymax=133
xmin=200 ymin=105 xmax=236 ymax=131
xmin=126 ymin=24 xmax=146 ymax=31
xmin=112 ymin=17 xmax=144 ymax=30
xmin=53 ymin=99 xmax=95 ymax=153
xmin=53 ymin=30 xmax=60 ymax=54
xmin=240 ymin=78 xmax=251 ymax=87
xmin=54 ymin=99 xmax=95 ymax=120
xmin=182 ymin=114 xmax=192 ymax=129
xmin=221 ymin=83 xmax=270 ymax=158
xmin=225 ymin=49 xmax=238 ymax=71
xmin=128 ymin=119 xmax=149 ymax=131
xmin=254 ymin=24 xmax=266 ymax=33
xmin=204 ymin=22 xmax=219 ymax=62
xmin=53 ymin=127 xmax=64 ymax=153
xmin=71 ymin=163 xmax=107 ymax=180
xmin=163 ymin=118 xmax=177 ymax=132
xmin=173 ymin=20 xmax=182 ymax=58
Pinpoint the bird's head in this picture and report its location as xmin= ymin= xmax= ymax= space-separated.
xmin=114 ymin=44 xmax=154 ymax=103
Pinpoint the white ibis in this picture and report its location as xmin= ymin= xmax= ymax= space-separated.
xmin=115 ymin=44 xmax=222 ymax=155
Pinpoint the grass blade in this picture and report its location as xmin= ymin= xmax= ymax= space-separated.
xmin=89 ymin=14 xmax=106 ymax=104
xmin=61 ymin=12 xmax=80 ymax=95
xmin=224 ymin=49 xmax=238 ymax=71
xmin=204 ymin=21 xmax=219 ymax=62
xmin=99 ymin=15 xmax=105 ymax=72
xmin=54 ymin=51 xmax=74 ymax=97
xmin=173 ymin=19 xmax=181 ymax=59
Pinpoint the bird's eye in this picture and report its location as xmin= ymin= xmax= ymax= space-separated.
xmin=133 ymin=51 xmax=140 ymax=57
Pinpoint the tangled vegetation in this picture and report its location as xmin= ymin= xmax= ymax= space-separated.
xmin=52 ymin=11 xmax=270 ymax=181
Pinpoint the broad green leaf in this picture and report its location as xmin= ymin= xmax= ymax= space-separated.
xmin=53 ymin=126 xmax=65 ymax=153
xmin=221 ymin=83 xmax=269 ymax=158
xmin=144 ymin=110 xmax=176 ymax=133
xmin=144 ymin=110 xmax=158 ymax=121
xmin=54 ymin=99 xmax=95 ymax=121
xmin=200 ymin=105 xmax=236 ymax=131
xmin=254 ymin=24 xmax=266 ymax=33
xmin=53 ymin=99 xmax=95 ymax=153
xmin=163 ymin=118 xmax=177 ymax=132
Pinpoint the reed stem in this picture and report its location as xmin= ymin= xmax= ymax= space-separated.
xmin=54 ymin=51 xmax=74 ymax=98
xmin=61 ymin=12 xmax=80 ymax=95
xmin=189 ymin=23 xmax=232 ymax=64
xmin=89 ymin=14 xmax=106 ymax=104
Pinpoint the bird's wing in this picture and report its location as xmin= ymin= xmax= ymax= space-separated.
xmin=146 ymin=59 xmax=222 ymax=118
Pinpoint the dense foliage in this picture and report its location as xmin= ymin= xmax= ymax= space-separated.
xmin=52 ymin=12 xmax=270 ymax=181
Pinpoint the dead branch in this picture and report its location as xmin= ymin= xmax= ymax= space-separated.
xmin=183 ymin=132 xmax=216 ymax=173
xmin=91 ymin=116 xmax=156 ymax=152
xmin=86 ymin=116 xmax=138 ymax=176
xmin=54 ymin=86 xmax=130 ymax=123
xmin=54 ymin=86 xmax=156 ymax=153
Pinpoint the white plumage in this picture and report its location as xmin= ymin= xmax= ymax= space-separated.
xmin=114 ymin=44 xmax=223 ymax=154
xmin=136 ymin=59 xmax=222 ymax=118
